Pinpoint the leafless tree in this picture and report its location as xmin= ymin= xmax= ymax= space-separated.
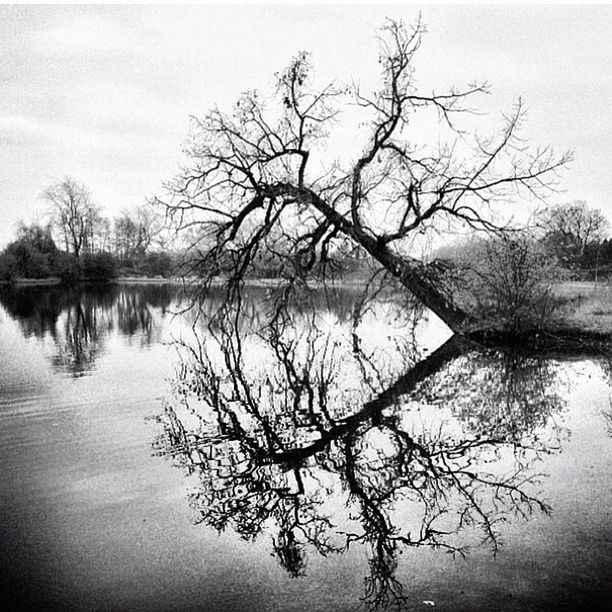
xmin=44 ymin=177 xmax=96 ymax=259
xmin=540 ymin=200 xmax=609 ymax=267
xmin=81 ymin=204 xmax=109 ymax=255
xmin=114 ymin=204 xmax=166 ymax=261
xmin=96 ymin=216 xmax=113 ymax=254
xmin=158 ymin=18 xmax=571 ymax=333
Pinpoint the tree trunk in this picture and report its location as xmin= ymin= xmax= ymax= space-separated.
xmin=267 ymin=184 xmax=473 ymax=333
xmin=299 ymin=186 xmax=473 ymax=332
xmin=361 ymin=241 xmax=472 ymax=332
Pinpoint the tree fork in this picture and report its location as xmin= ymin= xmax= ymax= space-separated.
xmin=267 ymin=183 xmax=473 ymax=333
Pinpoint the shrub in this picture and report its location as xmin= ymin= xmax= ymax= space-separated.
xmin=4 ymin=240 xmax=52 ymax=278
xmin=140 ymin=252 xmax=175 ymax=277
xmin=81 ymin=252 xmax=118 ymax=281
xmin=0 ymin=252 xmax=18 ymax=280
xmin=455 ymin=234 xmax=561 ymax=333
xmin=0 ymin=224 xmax=62 ymax=280
xmin=52 ymin=251 xmax=80 ymax=282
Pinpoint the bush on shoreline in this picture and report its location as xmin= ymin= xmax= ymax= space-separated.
xmin=449 ymin=235 xmax=562 ymax=333
xmin=0 ymin=227 xmax=178 ymax=283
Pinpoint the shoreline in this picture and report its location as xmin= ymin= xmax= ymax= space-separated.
xmin=2 ymin=278 xmax=611 ymax=341
xmin=0 ymin=276 xmax=187 ymax=286
xmin=0 ymin=275 xmax=372 ymax=288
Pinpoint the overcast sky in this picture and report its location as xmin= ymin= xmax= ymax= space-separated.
xmin=1 ymin=4 xmax=611 ymax=247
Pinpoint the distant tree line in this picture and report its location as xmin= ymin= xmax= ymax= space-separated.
xmin=438 ymin=200 xmax=611 ymax=281
xmin=0 ymin=177 xmax=179 ymax=282
xmin=430 ymin=200 xmax=611 ymax=332
xmin=2 ymin=178 xmax=609 ymax=290
xmin=539 ymin=201 xmax=610 ymax=280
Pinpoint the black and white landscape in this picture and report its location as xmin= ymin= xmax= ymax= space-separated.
xmin=1 ymin=5 xmax=612 ymax=611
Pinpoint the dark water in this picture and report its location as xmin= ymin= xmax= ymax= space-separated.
xmin=0 ymin=283 xmax=611 ymax=611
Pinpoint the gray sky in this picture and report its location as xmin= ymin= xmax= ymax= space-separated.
xmin=1 ymin=4 xmax=611 ymax=247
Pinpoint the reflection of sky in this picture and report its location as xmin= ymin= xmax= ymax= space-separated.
xmin=2 ymin=285 xmax=612 ymax=610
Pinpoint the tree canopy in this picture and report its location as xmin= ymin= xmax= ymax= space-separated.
xmin=540 ymin=200 xmax=609 ymax=269
xmin=158 ymin=19 xmax=570 ymax=332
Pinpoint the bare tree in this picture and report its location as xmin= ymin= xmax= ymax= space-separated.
xmin=44 ymin=177 xmax=95 ymax=259
xmin=541 ymin=200 xmax=609 ymax=268
xmin=81 ymin=203 xmax=109 ymax=256
xmin=114 ymin=204 xmax=165 ymax=261
xmin=114 ymin=210 xmax=138 ymax=261
xmin=452 ymin=233 xmax=561 ymax=333
xmin=158 ymin=18 xmax=570 ymax=333
xmin=97 ymin=216 xmax=113 ymax=254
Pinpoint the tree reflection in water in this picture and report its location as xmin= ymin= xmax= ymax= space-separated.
xmin=154 ymin=289 xmax=568 ymax=610
xmin=0 ymin=284 xmax=174 ymax=375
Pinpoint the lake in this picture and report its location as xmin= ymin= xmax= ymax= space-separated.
xmin=0 ymin=283 xmax=611 ymax=611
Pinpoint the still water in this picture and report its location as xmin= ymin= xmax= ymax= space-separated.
xmin=0 ymin=283 xmax=611 ymax=611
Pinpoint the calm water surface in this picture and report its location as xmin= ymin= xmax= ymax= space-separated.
xmin=0 ymin=283 xmax=611 ymax=611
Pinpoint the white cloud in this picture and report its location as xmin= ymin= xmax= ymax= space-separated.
xmin=33 ymin=15 xmax=136 ymax=54
xmin=0 ymin=112 xmax=125 ymax=148
xmin=0 ymin=113 xmax=40 ymax=133
xmin=0 ymin=4 xmax=611 ymax=250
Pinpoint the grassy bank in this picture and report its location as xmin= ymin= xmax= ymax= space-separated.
xmin=553 ymin=281 xmax=612 ymax=332
xmin=464 ymin=280 xmax=612 ymax=347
